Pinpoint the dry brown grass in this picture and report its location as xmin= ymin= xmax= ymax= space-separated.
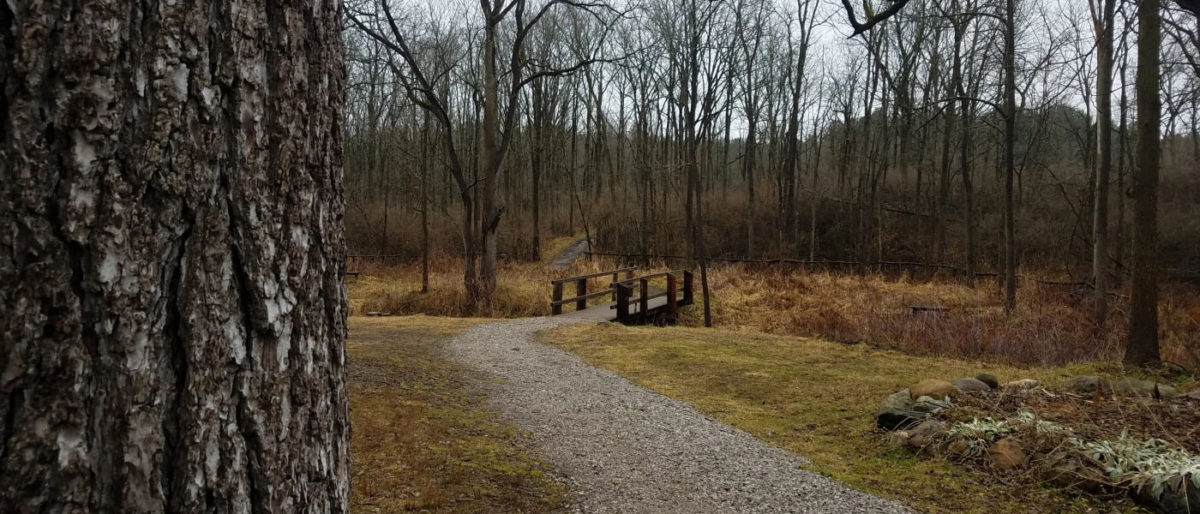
xmin=675 ymin=266 xmax=1200 ymax=368
xmin=348 ymin=316 xmax=566 ymax=513
xmin=348 ymin=235 xmax=651 ymax=318
xmin=349 ymin=252 xmax=1200 ymax=368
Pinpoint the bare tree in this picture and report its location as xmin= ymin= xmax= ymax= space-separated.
xmin=350 ymin=0 xmax=617 ymax=306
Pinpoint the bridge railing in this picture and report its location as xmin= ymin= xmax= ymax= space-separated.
xmin=612 ymin=270 xmax=693 ymax=324
xmin=550 ymin=267 xmax=637 ymax=314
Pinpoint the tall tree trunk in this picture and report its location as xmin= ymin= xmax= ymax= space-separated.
xmin=1 ymin=1 xmax=350 ymax=511
xmin=951 ymin=11 xmax=977 ymax=287
xmin=781 ymin=73 xmax=803 ymax=252
xmin=478 ymin=12 xmax=502 ymax=305
xmin=936 ymin=96 xmax=954 ymax=263
xmin=1116 ymin=65 xmax=1129 ymax=283
xmin=1002 ymin=0 xmax=1018 ymax=314
xmin=1126 ymin=0 xmax=1162 ymax=366
xmin=1092 ymin=0 xmax=1116 ymax=328
xmin=530 ymin=80 xmax=546 ymax=262
xmin=960 ymin=98 xmax=977 ymax=286
xmin=745 ymin=115 xmax=757 ymax=257
xmin=422 ymin=112 xmax=432 ymax=293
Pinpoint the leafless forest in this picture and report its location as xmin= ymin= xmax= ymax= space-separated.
xmin=343 ymin=0 xmax=1200 ymax=361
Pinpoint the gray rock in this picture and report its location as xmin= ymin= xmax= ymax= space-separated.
xmin=953 ymin=377 xmax=991 ymax=393
xmin=876 ymin=408 xmax=929 ymax=432
xmin=1184 ymin=389 xmax=1200 ymax=401
xmin=884 ymin=430 xmax=911 ymax=448
xmin=975 ymin=373 xmax=999 ymax=388
xmin=879 ymin=389 xmax=914 ymax=411
xmin=1065 ymin=375 xmax=1108 ymax=394
xmin=1003 ymin=378 xmax=1042 ymax=391
xmin=912 ymin=396 xmax=952 ymax=414
xmin=1111 ymin=378 xmax=1178 ymax=398
xmin=907 ymin=419 xmax=948 ymax=449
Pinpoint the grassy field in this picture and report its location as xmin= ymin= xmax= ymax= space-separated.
xmin=540 ymin=322 xmax=1144 ymax=514
xmin=348 ymin=316 xmax=565 ymax=513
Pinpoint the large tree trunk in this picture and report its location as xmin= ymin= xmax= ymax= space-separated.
xmin=1092 ymin=0 xmax=1116 ymax=329
xmin=1126 ymin=0 xmax=1162 ymax=366
xmin=1 ymin=1 xmax=350 ymax=512
xmin=478 ymin=12 xmax=502 ymax=305
xmin=529 ymin=85 xmax=544 ymax=263
xmin=1002 ymin=0 xmax=1018 ymax=314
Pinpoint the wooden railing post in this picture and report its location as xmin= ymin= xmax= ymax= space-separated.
xmin=552 ymin=283 xmax=563 ymax=315
xmin=683 ymin=270 xmax=694 ymax=306
xmin=638 ymin=278 xmax=650 ymax=322
xmin=666 ymin=273 xmax=678 ymax=317
xmin=612 ymin=272 xmax=619 ymax=301
xmin=575 ymin=278 xmax=587 ymax=311
xmin=615 ymin=283 xmax=632 ymax=324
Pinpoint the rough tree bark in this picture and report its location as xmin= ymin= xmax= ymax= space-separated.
xmin=1092 ymin=0 xmax=1116 ymax=329
xmin=1002 ymin=0 xmax=1018 ymax=314
xmin=1125 ymin=0 xmax=1162 ymax=365
xmin=479 ymin=7 xmax=503 ymax=303
xmin=1 ymin=1 xmax=350 ymax=512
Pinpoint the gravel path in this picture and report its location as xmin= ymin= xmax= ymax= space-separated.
xmin=444 ymin=317 xmax=913 ymax=513
xmin=547 ymin=238 xmax=592 ymax=270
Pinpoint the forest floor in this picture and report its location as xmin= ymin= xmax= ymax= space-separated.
xmin=347 ymin=316 xmax=567 ymax=513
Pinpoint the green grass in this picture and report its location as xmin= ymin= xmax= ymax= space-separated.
xmin=541 ymin=322 xmax=1131 ymax=513
xmin=348 ymin=316 xmax=566 ymax=513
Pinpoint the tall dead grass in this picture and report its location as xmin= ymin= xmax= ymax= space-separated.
xmin=349 ymin=256 xmax=1200 ymax=368
xmin=677 ymin=266 xmax=1200 ymax=368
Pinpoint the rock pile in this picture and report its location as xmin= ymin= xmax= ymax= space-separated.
xmin=875 ymin=373 xmax=1018 ymax=459
xmin=874 ymin=374 xmax=1200 ymax=514
xmin=1064 ymin=375 xmax=1179 ymax=398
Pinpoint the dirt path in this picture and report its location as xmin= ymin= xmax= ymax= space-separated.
xmin=444 ymin=317 xmax=913 ymax=513
xmin=548 ymin=238 xmax=592 ymax=270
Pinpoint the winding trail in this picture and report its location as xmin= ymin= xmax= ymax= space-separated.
xmin=444 ymin=317 xmax=913 ymax=513
xmin=548 ymin=238 xmax=593 ymax=270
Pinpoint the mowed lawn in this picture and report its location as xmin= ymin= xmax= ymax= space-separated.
xmin=541 ymin=322 xmax=1130 ymax=514
xmin=347 ymin=316 xmax=565 ymax=513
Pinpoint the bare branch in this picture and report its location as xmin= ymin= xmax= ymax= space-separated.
xmin=839 ymin=0 xmax=915 ymax=36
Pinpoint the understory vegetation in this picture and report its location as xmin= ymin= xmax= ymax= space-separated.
xmin=347 ymin=317 xmax=565 ymax=512
xmin=348 ymin=242 xmax=1200 ymax=368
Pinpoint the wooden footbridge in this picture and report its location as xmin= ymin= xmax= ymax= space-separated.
xmin=550 ymin=267 xmax=694 ymax=324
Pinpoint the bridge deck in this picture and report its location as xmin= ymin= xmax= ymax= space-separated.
xmin=560 ymin=294 xmax=675 ymax=322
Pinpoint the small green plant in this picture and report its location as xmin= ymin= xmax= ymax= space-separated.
xmin=946 ymin=411 xmax=1068 ymax=457
xmin=1072 ymin=432 xmax=1200 ymax=501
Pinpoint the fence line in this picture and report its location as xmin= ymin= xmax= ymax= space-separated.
xmin=583 ymin=251 xmax=1200 ymax=288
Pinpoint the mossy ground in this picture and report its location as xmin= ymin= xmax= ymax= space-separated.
xmin=542 ymin=322 xmax=1145 ymax=513
xmin=348 ymin=316 xmax=566 ymax=513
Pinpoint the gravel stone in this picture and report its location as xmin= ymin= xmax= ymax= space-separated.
xmin=445 ymin=317 xmax=914 ymax=513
